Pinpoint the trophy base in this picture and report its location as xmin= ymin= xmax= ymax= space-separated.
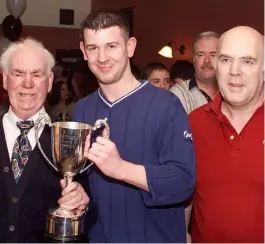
xmin=45 ymin=207 xmax=86 ymax=242
xmin=44 ymin=233 xmax=87 ymax=243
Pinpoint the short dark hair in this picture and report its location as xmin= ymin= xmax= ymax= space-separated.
xmin=141 ymin=62 xmax=168 ymax=80
xmin=80 ymin=10 xmax=130 ymax=41
xmin=170 ymin=60 xmax=195 ymax=80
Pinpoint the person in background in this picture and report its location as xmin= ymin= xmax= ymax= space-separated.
xmin=0 ymin=37 xmax=91 ymax=242
xmin=73 ymin=10 xmax=195 ymax=243
xmin=188 ymin=26 xmax=264 ymax=243
xmin=141 ymin=62 xmax=170 ymax=90
xmin=170 ymin=31 xmax=219 ymax=113
xmin=48 ymin=81 xmax=75 ymax=122
xmin=170 ymin=60 xmax=195 ymax=86
xmin=53 ymin=62 xmax=67 ymax=83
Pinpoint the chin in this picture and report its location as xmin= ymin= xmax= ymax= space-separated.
xmin=98 ymin=76 xmax=118 ymax=85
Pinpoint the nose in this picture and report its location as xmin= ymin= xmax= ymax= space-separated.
xmin=97 ymin=47 xmax=109 ymax=63
xmin=229 ymin=60 xmax=242 ymax=76
xmin=204 ymin=54 xmax=212 ymax=64
xmin=159 ymin=81 xmax=165 ymax=89
xmin=22 ymin=74 xmax=34 ymax=88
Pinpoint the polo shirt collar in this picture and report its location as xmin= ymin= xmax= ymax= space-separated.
xmin=188 ymin=76 xmax=197 ymax=90
xmin=205 ymin=92 xmax=222 ymax=115
xmin=189 ymin=76 xmax=212 ymax=102
xmin=205 ymin=92 xmax=264 ymax=117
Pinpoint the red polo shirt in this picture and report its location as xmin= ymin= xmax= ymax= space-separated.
xmin=189 ymin=94 xmax=264 ymax=243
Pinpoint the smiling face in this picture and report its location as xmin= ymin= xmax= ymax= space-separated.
xmin=3 ymin=46 xmax=53 ymax=119
xmin=216 ymin=28 xmax=264 ymax=108
xmin=80 ymin=26 xmax=136 ymax=86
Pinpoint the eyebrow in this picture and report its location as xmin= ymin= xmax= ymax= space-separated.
xmin=85 ymin=42 xmax=119 ymax=48
xmin=196 ymin=51 xmax=216 ymax=54
xmin=219 ymin=54 xmax=257 ymax=61
xmin=218 ymin=54 xmax=233 ymax=59
xmin=11 ymin=68 xmax=44 ymax=74
xmin=240 ymin=55 xmax=257 ymax=61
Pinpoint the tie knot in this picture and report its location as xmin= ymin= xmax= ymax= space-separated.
xmin=16 ymin=120 xmax=34 ymax=135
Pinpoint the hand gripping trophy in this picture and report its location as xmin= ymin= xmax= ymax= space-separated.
xmin=34 ymin=111 xmax=110 ymax=242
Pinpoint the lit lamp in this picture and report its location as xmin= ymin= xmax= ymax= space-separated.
xmin=158 ymin=41 xmax=185 ymax=58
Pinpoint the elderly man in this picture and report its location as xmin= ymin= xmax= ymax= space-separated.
xmin=170 ymin=31 xmax=219 ymax=113
xmin=189 ymin=26 xmax=264 ymax=242
xmin=0 ymin=38 xmax=90 ymax=242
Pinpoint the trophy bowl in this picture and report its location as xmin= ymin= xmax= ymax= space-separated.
xmin=35 ymin=115 xmax=109 ymax=242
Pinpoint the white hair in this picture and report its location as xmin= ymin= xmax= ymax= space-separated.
xmin=0 ymin=37 xmax=55 ymax=73
xmin=192 ymin=31 xmax=220 ymax=55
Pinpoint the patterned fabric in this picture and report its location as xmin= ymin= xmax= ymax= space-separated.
xmin=11 ymin=120 xmax=34 ymax=183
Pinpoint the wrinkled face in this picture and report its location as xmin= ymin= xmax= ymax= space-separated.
xmin=60 ymin=83 xmax=69 ymax=101
xmin=148 ymin=69 xmax=170 ymax=90
xmin=193 ymin=37 xmax=218 ymax=83
xmin=216 ymin=33 xmax=264 ymax=107
xmin=3 ymin=47 xmax=53 ymax=119
xmin=80 ymin=26 xmax=136 ymax=85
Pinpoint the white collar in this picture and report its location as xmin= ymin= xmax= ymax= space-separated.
xmin=6 ymin=107 xmax=47 ymax=126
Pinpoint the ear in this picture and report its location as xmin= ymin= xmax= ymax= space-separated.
xmin=47 ymin=72 xmax=54 ymax=93
xmin=127 ymin=37 xmax=137 ymax=58
xmin=80 ymin=41 xmax=88 ymax=61
xmin=2 ymin=70 xmax=7 ymax=90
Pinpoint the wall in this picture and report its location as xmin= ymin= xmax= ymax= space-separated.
xmin=0 ymin=0 xmax=92 ymax=54
xmin=18 ymin=26 xmax=80 ymax=55
xmin=92 ymin=0 xmax=264 ymax=69
xmin=0 ymin=0 xmax=91 ymax=29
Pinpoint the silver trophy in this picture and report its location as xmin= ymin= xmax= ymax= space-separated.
xmin=35 ymin=112 xmax=110 ymax=242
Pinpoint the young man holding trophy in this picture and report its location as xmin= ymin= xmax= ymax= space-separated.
xmin=73 ymin=10 xmax=196 ymax=242
xmin=0 ymin=38 xmax=91 ymax=242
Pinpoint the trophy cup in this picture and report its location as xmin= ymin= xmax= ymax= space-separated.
xmin=34 ymin=112 xmax=110 ymax=242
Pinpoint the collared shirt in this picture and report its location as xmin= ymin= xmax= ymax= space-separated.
xmin=189 ymin=94 xmax=264 ymax=242
xmin=170 ymin=76 xmax=209 ymax=114
xmin=188 ymin=76 xmax=212 ymax=102
xmin=3 ymin=107 xmax=46 ymax=160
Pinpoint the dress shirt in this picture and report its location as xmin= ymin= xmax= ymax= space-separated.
xmin=3 ymin=107 xmax=46 ymax=160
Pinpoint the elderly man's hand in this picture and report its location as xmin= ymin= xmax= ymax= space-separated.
xmin=58 ymin=180 xmax=89 ymax=215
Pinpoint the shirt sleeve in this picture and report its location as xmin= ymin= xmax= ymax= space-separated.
xmin=140 ymin=97 xmax=195 ymax=206
xmin=170 ymin=84 xmax=190 ymax=114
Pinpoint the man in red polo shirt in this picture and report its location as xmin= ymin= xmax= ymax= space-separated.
xmin=188 ymin=26 xmax=264 ymax=242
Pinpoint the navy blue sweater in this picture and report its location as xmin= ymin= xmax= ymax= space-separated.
xmin=72 ymin=82 xmax=195 ymax=243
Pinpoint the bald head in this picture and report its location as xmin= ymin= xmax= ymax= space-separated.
xmin=215 ymin=26 xmax=264 ymax=110
xmin=218 ymin=26 xmax=264 ymax=66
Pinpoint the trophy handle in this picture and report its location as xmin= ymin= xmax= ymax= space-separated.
xmin=35 ymin=113 xmax=59 ymax=172
xmin=79 ymin=118 xmax=110 ymax=174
